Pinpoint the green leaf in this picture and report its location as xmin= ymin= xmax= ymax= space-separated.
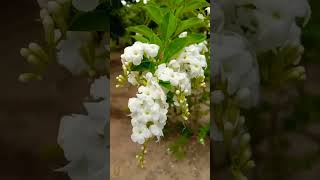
xmin=166 ymin=91 xmax=174 ymax=103
xmin=198 ymin=123 xmax=210 ymax=145
xmin=127 ymin=25 xmax=155 ymax=39
xmin=131 ymin=59 xmax=156 ymax=73
xmin=160 ymin=12 xmax=178 ymax=40
xmin=168 ymin=0 xmax=184 ymax=8
xmin=144 ymin=4 xmax=163 ymax=25
xmin=132 ymin=35 xmax=149 ymax=43
xmin=69 ymin=10 xmax=109 ymax=31
xmin=159 ymin=80 xmax=172 ymax=89
xmin=127 ymin=25 xmax=161 ymax=46
xmin=163 ymin=33 xmax=206 ymax=62
xmin=149 ymin=34 xmax=162 ymax=46
xmin=175 ymin=17 xmax=207 ymax=36
xmin=186 ymin=33 xmax=207 ymax=44
xmin=176 ymin=0 xmax=209 ymax=17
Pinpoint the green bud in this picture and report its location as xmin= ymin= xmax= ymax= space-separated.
xmin=20 ymin=48 xmax=31 ymax=58
xmin=18 ymin=73 xmax=42 ymax=82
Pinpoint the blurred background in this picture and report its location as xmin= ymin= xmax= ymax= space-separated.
xmin=213 ymin=0 xmax=320 ymax=179
xmin=0 ymin=1 xmax=90 ymax=179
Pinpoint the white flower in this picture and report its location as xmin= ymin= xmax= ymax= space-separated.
xmin=131 ymin=125 xmax=152 ymax=144
xmin=205 ymin=7 xmax=210 ymax=15
xmin=213 ymin=33 xmax=260 ymax=108
xmin=90 ymin=76 xmax=109 ymax=99
xmin=198 ymin=13 xmax=205 ymax=21
xmin=144 ymin=44 xmax=160 ymax=58
xmin=149 ymin=124 xmax=164 ymax=140
xmin=121 ymin=42 xmax=159 ymax=66
xmin=127 ymin=71 xmax=139 ymax=85
xmin=179 ymin=32 xmax=188 ymax=38
xmin=57 ymin=31 xmax=91 ymax=75
xmin=121 ymin=0 xmax=127 ymax=6
xmin=122 ymin=45 xmax=144 ymax=65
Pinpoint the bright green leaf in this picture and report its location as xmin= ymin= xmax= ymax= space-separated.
xmin=144 ymin=4 xmax=163 ymax=25
xmin=132 ymin=35 xmax=149 ymax=43
xmin=160 ymin=12 xmax=178 ymax=41
xmin=176 ymin=0 xmax=209 ymax=17
xmin=127 ymin=25 xmax=156 ymax=40
xmin=175 ymin=17 xmax=207 ymax=36
xmin=163 ymin=33 xmax=207 ymax=62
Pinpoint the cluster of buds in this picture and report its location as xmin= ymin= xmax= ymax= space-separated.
xmin=173 ymin=90 xmax=190 ymax=121
xmin=19 ymin=42 xmax=49 ymax=82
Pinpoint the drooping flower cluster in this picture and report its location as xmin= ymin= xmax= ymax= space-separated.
xmin=117 ymin=37 xmax=208 ymax=143
xmin=128 ymin=73 xmax=169 ymax=144
xmin=121 ymin=41 xmax=159 ymax=66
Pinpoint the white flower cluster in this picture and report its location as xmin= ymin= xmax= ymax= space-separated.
xmin=128 ymin=73 xmax=169 ymax=144
xmin=121 ymin=0 xmax=150 ymax=6
xmin=117 ymin=41 xmax=160 ymax=86
xmin=121 ymin=41 xmax=159 ymax=65
xmin=174 ymin=40 xmax=208 ymax=78
xmin=118 ymin=36 xmax=208 ymax=143
xmin=156 ymin=64 xmax=191 ymax=95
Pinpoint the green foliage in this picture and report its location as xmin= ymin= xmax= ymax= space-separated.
xmin=159 ymin=80 xmax=172 ymax=89
xmin=131 ymin=58 xmax=156 ymax=73
xmin=198 ymin=123 xmax=210 ymax=145
xmin=168 ymin=123 xmax=193 ymax=160
xmin=69 ymin=10 xmax=109 ymax=31
xmin=163 ymin=33 xmax=206 ymax=62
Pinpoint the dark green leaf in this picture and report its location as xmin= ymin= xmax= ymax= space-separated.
xmin=166 ymin=91 xmax=174 ymax=103
xmin=69 ymin=10 xmax=109 ymax=31
xmin=131 ymin=59 xmax=156 ymax=73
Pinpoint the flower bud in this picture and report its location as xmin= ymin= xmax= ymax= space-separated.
xmin=288 ymin=66 xmax=306 ymax=80
xmin=47 ymin=1 xmax=61 ymax=14
xmin=242 ymin=149 xmax=252 ymax=160
xmin=42 ymin=15 xmax=54 ymax=27
xmin=20 ymin=48 xmax=31 ymax=58
xmin=40 ymin=9 xmax=49 ymax=19
xmin=18 ymin=73 xmax=42 ymax=82
xmin=27 ymin=55 xmax=41 ymax=64
xmin=42 ymin=16 xmax=55 ymax=44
